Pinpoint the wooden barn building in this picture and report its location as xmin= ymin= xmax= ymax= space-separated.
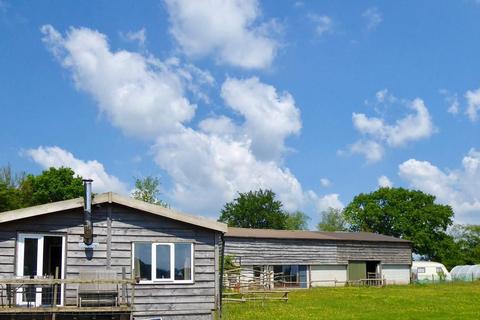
xmin=0 ymin=180 xmax=227 ymax=320
xmin=224 ymin=227 xmax=412 ymax=288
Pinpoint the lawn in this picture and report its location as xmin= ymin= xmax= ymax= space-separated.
xmin=222 ymin=282 xmax=480 ymax=320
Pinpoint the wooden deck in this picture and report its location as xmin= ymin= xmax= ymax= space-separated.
xmin=0 ymin=305 xmax=132 ymax=314
xmin=0 ymin=277 xmax=135 ymax=316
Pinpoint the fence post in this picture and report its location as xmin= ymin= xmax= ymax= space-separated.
xmin=53 ymin=267 xmax=59 ymax=306
xmin=122 ymin=267 xmax=127 ymax=305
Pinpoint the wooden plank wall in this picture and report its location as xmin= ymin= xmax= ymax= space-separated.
xmin=224 ymin=237 xmax=412 ymax=266
xmin=0 ymin=203 xmax=220 ymax=320
xmin=337 ymin=241 xmax=412 ymax=265
xmin=224 ymin=237 xmax=338 ymax=265
xmin=108 ymin=204 xmax=218 ymax=319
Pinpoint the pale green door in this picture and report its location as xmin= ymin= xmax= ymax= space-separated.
xmin=348 ymin=262 xmax=366 ymax=281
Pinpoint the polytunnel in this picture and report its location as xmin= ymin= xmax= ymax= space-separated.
xmin=450 ymin=265 xmax=480 ymax=281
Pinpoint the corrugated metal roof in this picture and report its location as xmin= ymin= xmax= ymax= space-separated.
xmin=225 ymin=227 xmax=410 ymax=243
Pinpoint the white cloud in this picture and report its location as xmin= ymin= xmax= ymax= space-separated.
xmin=41 ymin=26 xmax=308 ymax=217
xmin=374 ymin=88 xmax=397 ymax=105
xmin=25 ymin=146 xmax=128 ymax=194
xmin=439 ymin=89 xmax=460 ymax=115
xmin=152 ymin=77 xmax=304 ymax=214
xmin=348 ymin=140 xmax=384 ymax=163
xmin=320 ymin=178 xmax=331 ymax=187
xmin=309 ymin=14 xmax=334 ymax=36
xmin=41 ymin=25 xmax=201 ymax=139
xmin=153 ymin=127 xmax=305 ymax=214
xmin=165 ymin=0 xmax=279 ymax=69
xmin=221 ymin=77 xmax=301 ymax=160
xmin=123 ymin=28 xmax=146 ymax=46
xmin=362 ymin=7 xmax=382 ymax=30
xmin=448 ymin=100 xmax=460 ymax=115
xmin=399 ymin=149 xmax=480 ymax=222
xmin=465 ymin=88 xmax=480 ymax=121
xmin=310 ymin=192 xmax=344 ymax=213
xmin=353 ymin=98 xmax=434 ymax=147
xmin=199 ymin=116 xmax=238 ymax=137
xmin=378 ymin=175 xmax=393 ymax=188
xmin=348 ymin=92 xmax=435 ymax=163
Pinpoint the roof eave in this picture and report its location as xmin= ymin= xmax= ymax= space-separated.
xmin=0 ymin=192 xmax=227 ymax=233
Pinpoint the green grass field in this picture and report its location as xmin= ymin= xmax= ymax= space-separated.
xmin=222 ymin=282 xmax=480 ymax=320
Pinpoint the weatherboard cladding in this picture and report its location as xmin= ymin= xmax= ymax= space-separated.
xmin=225 ymin=228 xmax=412 ymax=266
xmin=225 ymin=227 xmax=410 ymax=243
xmin=0 ymin=203 xmax=220 ymax=319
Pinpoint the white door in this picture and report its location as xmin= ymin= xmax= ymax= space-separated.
xmin=16 ymin=234 xmax=65 ymax=306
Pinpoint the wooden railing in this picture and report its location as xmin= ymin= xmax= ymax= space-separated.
xmin=0 ymin=277 xmax=136 ymax=315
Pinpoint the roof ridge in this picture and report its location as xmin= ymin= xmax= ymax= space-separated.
xmin=0 ymin=192 xmax=227 ymax=233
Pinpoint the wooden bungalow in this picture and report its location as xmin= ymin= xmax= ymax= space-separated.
xmin=0 ymin=180 xmax=227 ymax=320
xmin=224 ymin=227 xmax=412 ymax=288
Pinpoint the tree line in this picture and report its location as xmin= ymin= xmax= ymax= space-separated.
xmin=219 ymin=187 xmax=480 ymax=270
xmin=1 ymin=165 xmax=478 ymax=269
xmin=0 ymin=165 xmax=168 ymax=211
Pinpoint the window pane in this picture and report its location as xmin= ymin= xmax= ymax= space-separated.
xmin=156 ymin=245 xmax=171 ymax=279
xmin=253 ymin=266 xmax=262 ymax=279
xmin=273 ymin=265 xmax=299 ymax=284
xmin=24 ymin=238 xmax=38 ymax=277
xmin=175 ymin=243 xmax=192 ymax=281
xmin=134 ymin=243 xmax=151 ymax=281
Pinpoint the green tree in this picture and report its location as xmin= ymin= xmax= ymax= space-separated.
xmin=219 ymin=189 xmax=288 ymax=229
xmin=447 ymin=224 xmax=480 ymax=267
xmin=20 ymin=167 xmax=84 ymax=207
xmin=0 ymin=165 xmax=25 ymax=211
xmin=131 ymin=176 xmax=168 ymax=207
xmin=224 ymin=255 xmax=239 ymax=271
xmin=317 ymin=207 xmax=347 ymax=231
xmin=344 ymin=187 xmax=454 ymax=260
xmin=285 ymin=211 xmax=310 ymax=230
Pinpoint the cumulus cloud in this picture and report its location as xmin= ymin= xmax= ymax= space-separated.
xmin=199 ymin=116 xmax=238 ymax=137
xmin=153 ymin=127 xmax=305 ymax=214
xmin=348 ymin=140 xmax=384 ymax=163
xmin=439 ymin=89 xmax=460 ymax=115
xmin=41 ymin=26 xmax=309 ymax=217
xmin=221 ymin=77 xmax=301 ymax=160
xmin=309 ymin=192 xmax=344 ymax=213
xmin=41 ymin=24 xmax=204 ymax=138
xmin=165 ymin=0 xmax=279 ymax=69
xmin=320 ymin=178 xmax=331 ymax=187
xmin=378 ymin=175 xmax=393 ymax=188
xmin=353 ymin=98 xmax=434 ymax=147
xmin=362 ymin=7 xmax=382 ymax=30
xmin=152 ymin=77 xmax=304 ymax=214
xmin=399 ymin=149 xmax=480 ymax=222
xmin=25 ymin=146 xmax=128 ymax=194
xmin=309 ymin=14 xmax=334 ymax=37
xmin=122 ymin=28 xmax=146 ymax=46
xmin=465 ymin=88 xmax=480 ymax=121
xmin=346 ymin=91 xmax=435 ymax=163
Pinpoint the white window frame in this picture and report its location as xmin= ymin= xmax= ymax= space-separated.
xmin=16 ymin=233 xmax=66 ymax=307
xmin=417 ymin=267 xmax=426 ymax=274
xmin=132 ymin=242 xmax=194 ymax=284
xmin=152 ymin=243 xmax=174 ymax=282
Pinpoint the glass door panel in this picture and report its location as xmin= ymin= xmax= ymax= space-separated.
xmin=16 ymin=234 xmax=65 ymax=307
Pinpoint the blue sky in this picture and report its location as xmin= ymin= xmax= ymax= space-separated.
xmin=1 ymin=0 xmax=480 ymax=226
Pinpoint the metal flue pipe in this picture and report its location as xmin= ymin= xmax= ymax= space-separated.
xmin=83 ymin=179 xmax=94 ymax=245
